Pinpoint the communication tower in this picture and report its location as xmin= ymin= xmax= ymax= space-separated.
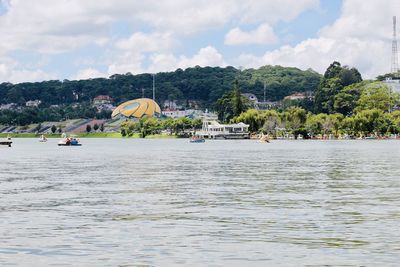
xmin=391 ymin=16 xmax=399 ymax=73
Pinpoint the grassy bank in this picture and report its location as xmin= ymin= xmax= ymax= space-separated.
xmin=0 ymin=132 xmax=177 ymax=138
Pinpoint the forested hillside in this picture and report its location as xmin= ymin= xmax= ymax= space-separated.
xmin=0 ymin=65 xmax=321 ymax=107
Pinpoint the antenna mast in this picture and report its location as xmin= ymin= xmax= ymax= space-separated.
xmin=152 ymin=74 xmax=155 ymax=100
xmin=391 ymin=16 xmax=399 ymax=74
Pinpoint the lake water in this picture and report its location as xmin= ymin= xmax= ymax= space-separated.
xmin=1 ymin=138 xmax=400 ymax=266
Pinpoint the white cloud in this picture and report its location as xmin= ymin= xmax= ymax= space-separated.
xmin=148 ymin=46 xmax=225 ymax=73
xmin=237 ymin=0 xmax=319 ymax=24
xmin=73 ymin=68 xmax=107 ymax=80
xmin=0 ymin=0 xmax=328 ymax=82
xmin=0 ymin=63 xmax=56 ymax=83
xmin=225 ymin=23 xmax=278 ymax=45
xmin=107 ymin=52 xmax=145 ymax=75
xmin=116 ymin=32 xmax=177 ymax=52
xmin=0 ymin=0 xmax=318 ymax=55
xmin=236 ymin=0 xmax=400 ymax=78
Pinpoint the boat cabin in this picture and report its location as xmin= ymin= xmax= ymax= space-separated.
xmin=196 ymin=120 xmax=250 ymax=139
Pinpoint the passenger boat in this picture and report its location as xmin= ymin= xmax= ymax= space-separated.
xmin=190 ymin=136 xmax=205 ymax=143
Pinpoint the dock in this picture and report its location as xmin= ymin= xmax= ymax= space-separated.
xmin=0 ymin=141 xmax=12 ymax=147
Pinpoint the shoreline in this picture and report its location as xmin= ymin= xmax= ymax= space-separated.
xmin=1 ymin=133 xmax=400 ymax=140
xmin=0 ymin=133 xmax=177 ymax=139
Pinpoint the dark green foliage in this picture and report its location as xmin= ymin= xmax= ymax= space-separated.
xmin=376 ymin=72 xmax=400 ymax=81
xmin=215 ymin=80 xmax=250 ymax=122
xmin=86 ymin=124 xmax=91 ymax=132
xmin=314 ymin=62 xmax=363 ymax=114
xmin=232 ymin=80 xmax=246 ymax=117
xmin=238 ymin=65 xmax=321 ymax=101
xmin=51 ymin=125 xmax=57 ymax=133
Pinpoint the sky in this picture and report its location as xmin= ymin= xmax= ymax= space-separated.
xmin=0 ymin=0 xmax=399 ymax=83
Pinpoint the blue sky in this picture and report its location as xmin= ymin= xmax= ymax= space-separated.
xmin=0 ymin=0 xmax=398 ymax=83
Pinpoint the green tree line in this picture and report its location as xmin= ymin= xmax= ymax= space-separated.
xmin=120 ymin=117 xmax=202 ymax=138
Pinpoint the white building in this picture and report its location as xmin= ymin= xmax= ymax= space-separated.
xmin=162 ymin=109 xmax=191 ymax=118
xmin=26 ymin=100 xmax=41 ymax=107
xmin=384 ymin=79 xmax=400 ymax=93
xmin=0 ymin=103 xmax=18 ymax=110
xmin=162 ymin=109 xmax=218 ymax=119
xmin=163 ymin=100 xmax=179 ymax=110
xmin=196 ymin=120 xmax=250 ymax=139
xmin=242 ymin=93 xmax=258 ymax=102
xmin=93 ymin=95 xmax=112 ymax=105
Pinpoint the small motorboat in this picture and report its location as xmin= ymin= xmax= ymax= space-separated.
xmin=190 ymin=136 xmax=205 ymax=143
xmin=0 ymin=140 xmax=12 ymax=147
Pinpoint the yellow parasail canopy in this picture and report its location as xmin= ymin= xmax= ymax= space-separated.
xmin=112 ymin=98 xmax=161 ymax=118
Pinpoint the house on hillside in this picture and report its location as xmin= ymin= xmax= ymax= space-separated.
xmin=284 ymin=92 xmax=307 ymax=101
xmin=188 ymin=100 xmax=201 ymax=109
xmin=242 ymin=93 xmax=258 ymax=103
xmin=256 ymin=101 xmax=282 ymax=110
xmin=0 ymin=103 xmax=18 ymax=110
xmin=162 ymin=109 xmax=192 ymax=118
xmin=93 ymin=95 xmax=112 ymax=105
xmin=26 ymin=100 xmax=41 ymax=107
xmin=163 ymin=100 xmax=180 ymax=110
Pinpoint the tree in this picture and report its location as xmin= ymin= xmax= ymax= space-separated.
xmin=93 ymin=123 xmax=99 ymax=131
xmin=51 ymin=124 xmax=57 ymax=133
xmin=215 ymin=80 xmax=249 ymax=122
xmin=334 ymin=81 xmax=368 ymax=115
xmin=282 ymin=107 xmax=307 ymax=132
xmin=355 ymin=82 xmax=399 ymax=113
xmin=314 ymin=62 xmax=362 ymax=114
xmin=100 ymin=123 xmax=104 ymax=132
xmin=215 ymin=91 xmax=234 ymax=122
xmin=86 ymin=124 xmax=92 ymax=132
xmin=353 ymin=109 xmax=391 ymax=136
xmin=232 ymin=80 xmax=246 ymax=117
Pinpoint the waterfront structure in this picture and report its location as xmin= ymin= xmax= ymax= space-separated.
xmin=196 ymin=120 xmax=249 ymax=139
xmin=111 ymin=98 xmax=161 ymax=119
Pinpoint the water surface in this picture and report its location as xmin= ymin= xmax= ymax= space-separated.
xmin=1 ymin=139 xmax=400 ymax=266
